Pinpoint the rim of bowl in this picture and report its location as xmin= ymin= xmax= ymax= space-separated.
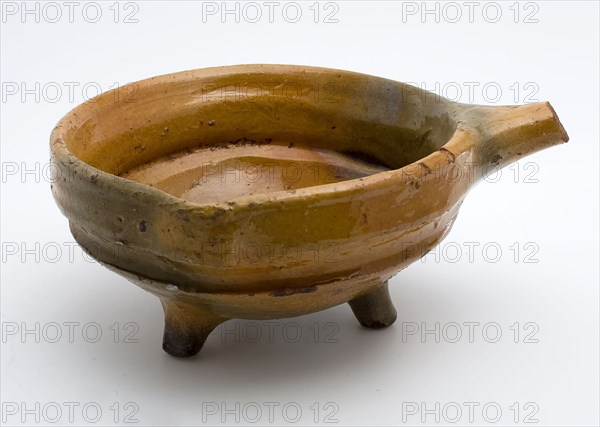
xmin=50 ymin=64 xmax=471 ymax=214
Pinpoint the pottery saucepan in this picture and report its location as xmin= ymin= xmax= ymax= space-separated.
xmin=50 ymin=65 xmax=568 ymax=356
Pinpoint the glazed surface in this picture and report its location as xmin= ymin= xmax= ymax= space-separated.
xmin=51 ymin=65 xmax=567 ymax=301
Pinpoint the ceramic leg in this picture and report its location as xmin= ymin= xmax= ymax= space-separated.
xmin=160 ymin=299 xmax=227 ymax=357
xmin=348 ymin=281 xmax=397 ymax=329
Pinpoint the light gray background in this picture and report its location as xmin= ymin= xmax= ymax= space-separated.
xmin=1 ymin=1 xmax=598 ymax=426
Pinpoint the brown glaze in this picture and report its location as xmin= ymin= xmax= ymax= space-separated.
xmin=50 ymin=65 xmax=569 ymax=357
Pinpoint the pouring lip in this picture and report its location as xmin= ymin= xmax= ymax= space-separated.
xmin=543 ymin=101 xmax=570 ymax=143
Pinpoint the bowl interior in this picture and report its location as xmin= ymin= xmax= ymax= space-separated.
xmin=62 ymin=66 xmax=457 ymax=203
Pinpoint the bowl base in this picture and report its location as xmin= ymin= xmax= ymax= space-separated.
xmin=94 ymin=257 xmax=399 ymax=357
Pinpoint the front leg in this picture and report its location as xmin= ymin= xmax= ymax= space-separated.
xmin=160 ymin=299 xmax=228 ymax=357
xmin=348 ymin=281 xmax=397 ymax=329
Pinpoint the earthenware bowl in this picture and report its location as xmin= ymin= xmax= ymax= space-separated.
xmin=50 ymin=65 xmax=568 ymax=357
